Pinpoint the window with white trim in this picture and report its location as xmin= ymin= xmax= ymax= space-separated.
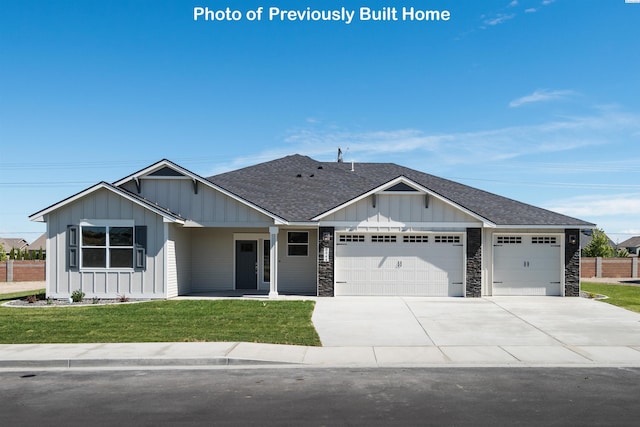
xmin=497 ymin=236 xmax=522 ymax=244
xmin=434 ymin=235 xmax=461 ymax=244
xmin=371 ymin=235 xmax=397 ymax=243
xmin=287 ymin=231 xmax=309 ymax=256
xmin=403 ymin=235 xmax=429 ymax=243
xmin=81 ymin=225 xmax=134 ymax=268
xmin=532 ymin=236 xmax=557 ymax=244
xmin=339 ymin=235 xmax=365 ymax=243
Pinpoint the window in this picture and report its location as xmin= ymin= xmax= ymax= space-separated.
xmin=403 ymin=235 xmax=429 ymax=243
xmin=81 ymin=225 xmax=134 ymax=268
xmin=532 ymin=236 xmax=557 ymax=244
xmin=434 ymin=235 xmax=461 ymax=244
xmin=339 ymin=235 xmax=365 ymax=242
xmin=287 ymin=231 xmax=308 ymax=256
xmin=497 ymin=236 xmax=522 ymax=244
xmin=371 ymin=235 xmax=397 ymax=243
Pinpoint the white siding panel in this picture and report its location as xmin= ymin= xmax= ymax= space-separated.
xmin=277 ymin=229 xmax=318 ymax=294
xmin=190 ymin=228 xmax=234 ymax=292
xmin=323 ymin=194 xmax=476 ymax=224
xmin=167 ymin=240 xmax=177 ymax=298
xmin=129 ymin=179 xmax=273 ymax=225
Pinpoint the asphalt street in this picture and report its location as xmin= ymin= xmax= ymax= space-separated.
xmin=2 ymin=367 xmax=639 ymax=426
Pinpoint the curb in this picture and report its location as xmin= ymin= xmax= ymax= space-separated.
xmin=0 ymin=358 xmax=295 ymax=369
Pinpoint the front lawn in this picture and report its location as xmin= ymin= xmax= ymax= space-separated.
xmin=0 ymin=299 xmax=321 ymax=346
xmin=581 ymin=282 xmax=640 ymax=314
xmin=0 ymin=289 xmax=46 ymax=303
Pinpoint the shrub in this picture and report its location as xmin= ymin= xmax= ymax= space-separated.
xmin=71 ymin=289 xmax=85 ymax=303
xmin=26 ymin=294 xmax=38 ymax=304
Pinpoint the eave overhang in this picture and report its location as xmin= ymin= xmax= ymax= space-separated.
xmin=28 ymin=182 xmax=186 ymax=224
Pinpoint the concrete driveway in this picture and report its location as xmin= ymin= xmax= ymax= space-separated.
xmin=311 ymin=296 xmax=640 ymax=364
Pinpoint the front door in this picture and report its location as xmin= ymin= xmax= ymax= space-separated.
xmin=236 ymin=240 xmax=257 ymax=290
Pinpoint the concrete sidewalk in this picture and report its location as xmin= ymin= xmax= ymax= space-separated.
xmin=1 ymin=295 xmax=640 ymax=369
xmin=0 ymin=281 xmax=46 ymax=294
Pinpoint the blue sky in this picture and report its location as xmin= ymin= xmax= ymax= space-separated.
xmin=1 ymin=0 xmax=639 ymax=244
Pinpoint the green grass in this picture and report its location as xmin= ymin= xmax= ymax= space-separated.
xmin=0 ymin=299 xmax=321 ymax=346
xmin=581 ymin=282 xmax=640 ymax=314
xmin=0 ymin=289 xmax=45 ymax=302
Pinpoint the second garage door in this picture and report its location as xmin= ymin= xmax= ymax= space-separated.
xmin=334 ymin=233 xmax=465 ymax=296
xmin=493 ymin=234 xmax=562 ymax=296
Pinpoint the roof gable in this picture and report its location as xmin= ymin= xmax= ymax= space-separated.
xmin=29 ymin=182 xmax=186 ymax=224
xmin=0 ymin=238 xmax=29 ymax=251
xmin=619 ymin=236 xmax=640 ymax=248
xmin=312 ymin=175 xmax=491 ymax=225
xmin=114 ymin=159 xmax=287 ymax=224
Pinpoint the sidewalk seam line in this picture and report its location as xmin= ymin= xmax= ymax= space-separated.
xmin=401 ymin=297 xmax=436 ymax=346
xmin=486 ymin=298 xmax=567 ymax=346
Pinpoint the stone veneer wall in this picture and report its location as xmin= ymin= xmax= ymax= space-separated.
xmin=317 ymin=227 xmax=335 ymax=297
xmin=564 ymin=229 xmax=580 ymax=296
xmin=466 ymin=228 xmax=482 ymax=297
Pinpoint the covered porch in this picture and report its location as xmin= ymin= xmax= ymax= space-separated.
xmin=167 ymin=224 xmax=319 ymax=298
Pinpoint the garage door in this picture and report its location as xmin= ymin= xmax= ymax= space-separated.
xmin=493 ymin=235 xmax=562 ymax=296
xmin=335 ymin=233 xmax=465 ymax=296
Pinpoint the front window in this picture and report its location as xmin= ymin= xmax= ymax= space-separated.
xmin=287 ymin=231 xmax=309 ymax=256
xmin=81 ymin=225 xmax=134 ymax=268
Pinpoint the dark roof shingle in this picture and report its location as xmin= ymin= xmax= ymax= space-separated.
xmin=208 ymin=154 xmax=594 ymax=226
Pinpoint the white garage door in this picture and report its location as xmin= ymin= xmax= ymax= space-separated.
xmin=335 ymin=233 xmax=465 ymax=296
xmin=493 ymin=234 xmax=562 ymax=296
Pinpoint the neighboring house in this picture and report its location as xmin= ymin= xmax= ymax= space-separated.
xmin=29 ymin=155 xmax=594 ymax=299
xmin=0 ymin=237 xmax=29 ymax=257
xmin=28 ymin=233 xmax=47 ymax=253
xmin=617 ymin=236 xmax=640 ymax=256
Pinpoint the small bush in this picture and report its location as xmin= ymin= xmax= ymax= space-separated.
xmin=117 ymin=294 xmax=129 ymax=302
xmin=71 ymin=289 xmax=85 ymax=303
xmin=26 ymin=294 xmax=38 ymax=304
xmin=92 ymin=297 xmax=101 ymax=304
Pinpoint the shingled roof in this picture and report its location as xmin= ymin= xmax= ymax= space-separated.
xmin=208 ymin=154 xmax=594 ymax=227
xmin=618 ymin=236 xmax=640 ymax=248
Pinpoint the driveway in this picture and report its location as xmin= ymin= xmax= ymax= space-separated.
xmin=312 ymin=296 xmax=640 ymax=348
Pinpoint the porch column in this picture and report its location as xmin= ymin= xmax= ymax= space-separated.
xmin=269 ymin=226 xmax=279 ymax=298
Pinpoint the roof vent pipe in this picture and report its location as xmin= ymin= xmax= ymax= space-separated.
xmin=351 ymin=161 xmax=354 ymax=172
xmin=337 ymin=148 xmax=343 ymax=163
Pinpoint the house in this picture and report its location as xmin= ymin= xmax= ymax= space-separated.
xmin=28 ymin=233 xmax=47 ymax=253
xmin=617 ymin=236 xmax=640 ymax=256
xmin=29 ymin=154 xmax=594 ymax=299
xmin=0 ymin=237 xmax=29 ymax=257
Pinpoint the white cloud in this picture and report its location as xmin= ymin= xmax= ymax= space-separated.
xmin=542 ymin=0 xmax=555 ymax=5
xmin=509 ymin=89 xmax=576 ymax=107
xmin=509 ymin=1 xmax=518 ymax=6
xmin=277 ymin=109 xmax=640 ymax=169
xmin=544 ymin=193 xmax=640 ymax=241
xmin=483 ymin=13 xmax=515 ymax=26
xmin=525 ymin=8 xmax=537 ymax=13
xmin=545 ymin=193 xmax=640 ymax=218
